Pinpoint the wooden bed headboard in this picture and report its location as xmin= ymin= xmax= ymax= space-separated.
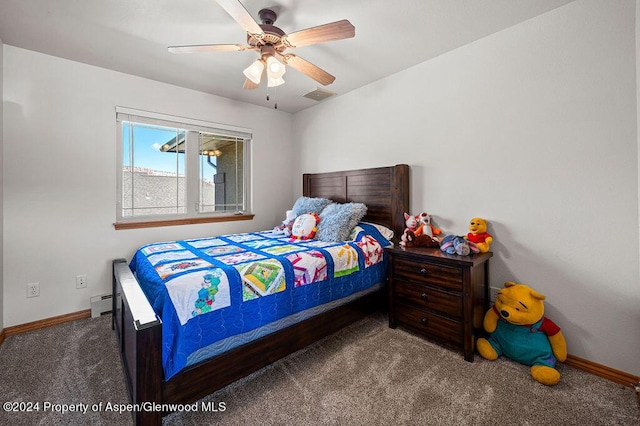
xmin=303 ymin=164 xmax=409 ymax=240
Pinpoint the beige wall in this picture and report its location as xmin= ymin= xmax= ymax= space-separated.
xmin=294 ymin=0 xmax=640 ymax=375
xmin=0 ymin=36 xmax=4 ymax=332
xmin=2 ymin=45 xmax=294 ymax=327
xmin=637 ymin=0 xmax=640 ymax=309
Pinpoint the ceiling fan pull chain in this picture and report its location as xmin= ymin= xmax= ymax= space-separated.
xmin=274 ymin=86 xmax=278 ymax=109
xmin=168 ymin=2 xmax=356 ymax=110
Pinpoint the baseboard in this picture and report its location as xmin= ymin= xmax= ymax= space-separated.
xmin=2 ymin=309 xmax=92 ymax=339
xmin=0 ymin=310 xmax=638 ymax=390
xmin=565 ymin=354 xmax=639 ymax=387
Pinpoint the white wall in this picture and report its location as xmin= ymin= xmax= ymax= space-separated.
xmin=637 ymin=0 xmax=640 ymax=303
xmin=2 ymin=45 xmax=294 ymax=327
xmin=294 ymin=0 xmax=640 ymax=375
xmin=0 ymin=36 xmax=4 ymax=332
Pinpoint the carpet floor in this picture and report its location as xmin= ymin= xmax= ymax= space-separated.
xmin=0 ymin=313 xmax=637 ymax=425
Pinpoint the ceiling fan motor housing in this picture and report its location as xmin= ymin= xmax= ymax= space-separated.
xmin=248 ymin=25 xmax=285 ymax=46
xmin=248 ymin=9 xmax=286 ymax=51
xmin=258 ymin=8 xmax=278 ymax=25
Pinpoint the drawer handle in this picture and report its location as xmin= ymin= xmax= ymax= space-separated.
xmin=419 ymin=268 xmax=428 ymax=276
xmin=421 ymin=317 xmax=428 ymax=325
xmin=421 ymin=292 xmax=428 ymax=301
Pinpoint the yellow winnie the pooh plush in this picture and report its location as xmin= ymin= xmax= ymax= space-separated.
xmin=465 ymin=217 xmax=493 ymax=252
xmin=476 ymin=281 xmax=567 ymax=386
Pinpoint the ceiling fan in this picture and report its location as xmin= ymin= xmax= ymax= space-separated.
xmin=168 ymin=0 xmax=355 ymax=89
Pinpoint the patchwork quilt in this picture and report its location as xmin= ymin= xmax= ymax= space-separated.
xmin=129 ymin=223 xmax=390 ymax=379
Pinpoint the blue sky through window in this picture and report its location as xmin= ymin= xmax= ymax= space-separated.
xmin=122 ymin=123 xmax=185 ymax=175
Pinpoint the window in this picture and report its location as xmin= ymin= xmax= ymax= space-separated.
xmin=116 ymin=107 xmax=252 ymax=228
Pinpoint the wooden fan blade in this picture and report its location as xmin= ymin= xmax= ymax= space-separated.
xmin=216 ymin=0 xmax=264 ymax=37
xmin=243 ymin=78 xmax=259 ymax=90
xmin=168 ymin=44 xmax=251 ymax=53
xmin=283 ymin=20 xmax=355 ymax=48
xmin=279 ymin=54 xmax=335 ymax=86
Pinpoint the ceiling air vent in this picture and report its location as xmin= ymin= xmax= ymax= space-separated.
xmin=303 ymin=88 xmax=337 ymax=102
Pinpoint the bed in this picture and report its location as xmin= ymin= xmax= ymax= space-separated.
xmin=112 ymin=164 xmax=409 ymax=425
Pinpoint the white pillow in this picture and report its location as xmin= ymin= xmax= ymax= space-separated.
xmin=361 ymin=222 xmax=394 ymax=240
xmin=291 ymin=213 xmax=320 ymax=240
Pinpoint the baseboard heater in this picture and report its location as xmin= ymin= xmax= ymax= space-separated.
xmin=90 ymin=293 xmax=113 ymax=318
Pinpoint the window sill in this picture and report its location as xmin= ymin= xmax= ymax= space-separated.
xmin=114 ymin=214 xmax=255 ymax=230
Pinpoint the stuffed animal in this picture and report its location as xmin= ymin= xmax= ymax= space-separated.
xmin=273 ymin=210 xmax=296 ymax=236
xmin=402 ymin=212 xmax=420 ymax=234
xmin=399 ymin=230 xmax=440 ymax=248
xmin=416 ymin=212 xmax=442 ymax=238
xmin=439 ymin=234 xmax=478 ymax=256
xmin=476 ymin=281 xmax=567 ymax=386
xmin=401 ymin=212 xmax=442 ymax=242
xmin=400 ymin=212 xmax=421 ymax=243
xmin=465 ymin=217 xmax=493 ymax=252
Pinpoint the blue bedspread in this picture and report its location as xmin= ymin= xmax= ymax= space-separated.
xmin=129 ymin=223 xmax=390 ymax=379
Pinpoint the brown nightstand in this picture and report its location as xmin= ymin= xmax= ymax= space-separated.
xmin=386 ymin=245 xmax=492 ymax=361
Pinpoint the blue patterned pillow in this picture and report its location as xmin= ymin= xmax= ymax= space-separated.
xmin=291 ymin=196 xmax=333 ymax=216
xmin=316 ymin=202 xmax=367 ymax=242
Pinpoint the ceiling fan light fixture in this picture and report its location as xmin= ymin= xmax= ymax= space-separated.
xmin=243 ymin=59 xmax=264 ymax=84
xmin=267 ymin=56 xmax=283 ymax=74
xmin=266 ymin=56 xmax=286 ymax=78
xmin=266 ymin=56 xmax=286 ymax=87
xmin=267 ymin=76 xmax=285 ymax=87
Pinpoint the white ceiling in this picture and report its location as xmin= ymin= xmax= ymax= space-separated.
xmin=0 ymin=0 xmax=576 ymax=113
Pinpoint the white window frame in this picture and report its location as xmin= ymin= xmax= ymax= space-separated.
xmin=115 ymin=107 xmax=252 ymax=226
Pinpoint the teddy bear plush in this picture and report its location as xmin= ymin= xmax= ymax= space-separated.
xmin=465 ymin=217 xmax=493 ymax=252
xmin=476 ymin=281 xmax=567 ymax=386
xmin=400 ymin=230 xmax=440 ymax=248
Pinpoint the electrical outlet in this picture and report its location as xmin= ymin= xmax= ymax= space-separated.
xmin=489 ymin=286 xmax=500 ymax=302
xmin=76 ymin=275 xmax=88 ymax=289
xmin=27 ymin=282 xmax=40 ymax=298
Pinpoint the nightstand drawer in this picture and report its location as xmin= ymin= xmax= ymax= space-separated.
xmin=394 ymin=279 xmax=462 ymax=319
xmin=386 ymin=246 xmax=492 ymax=362
xmin=392 ymin=257 xmax=462 ymax=291
xmin=395 ymin=303 xmax=463 ymax=346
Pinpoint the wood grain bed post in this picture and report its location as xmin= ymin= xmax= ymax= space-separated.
xmin=112 ymin=259 xmax=163 ymax=426
xmin=390 ymin=164 xmax=410 ymax=240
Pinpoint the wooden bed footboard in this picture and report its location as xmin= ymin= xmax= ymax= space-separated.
xmin=112 ymin=258 xmax=385 ymax=425
xmin=112 ymin=258 xmax=163 ymax=425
